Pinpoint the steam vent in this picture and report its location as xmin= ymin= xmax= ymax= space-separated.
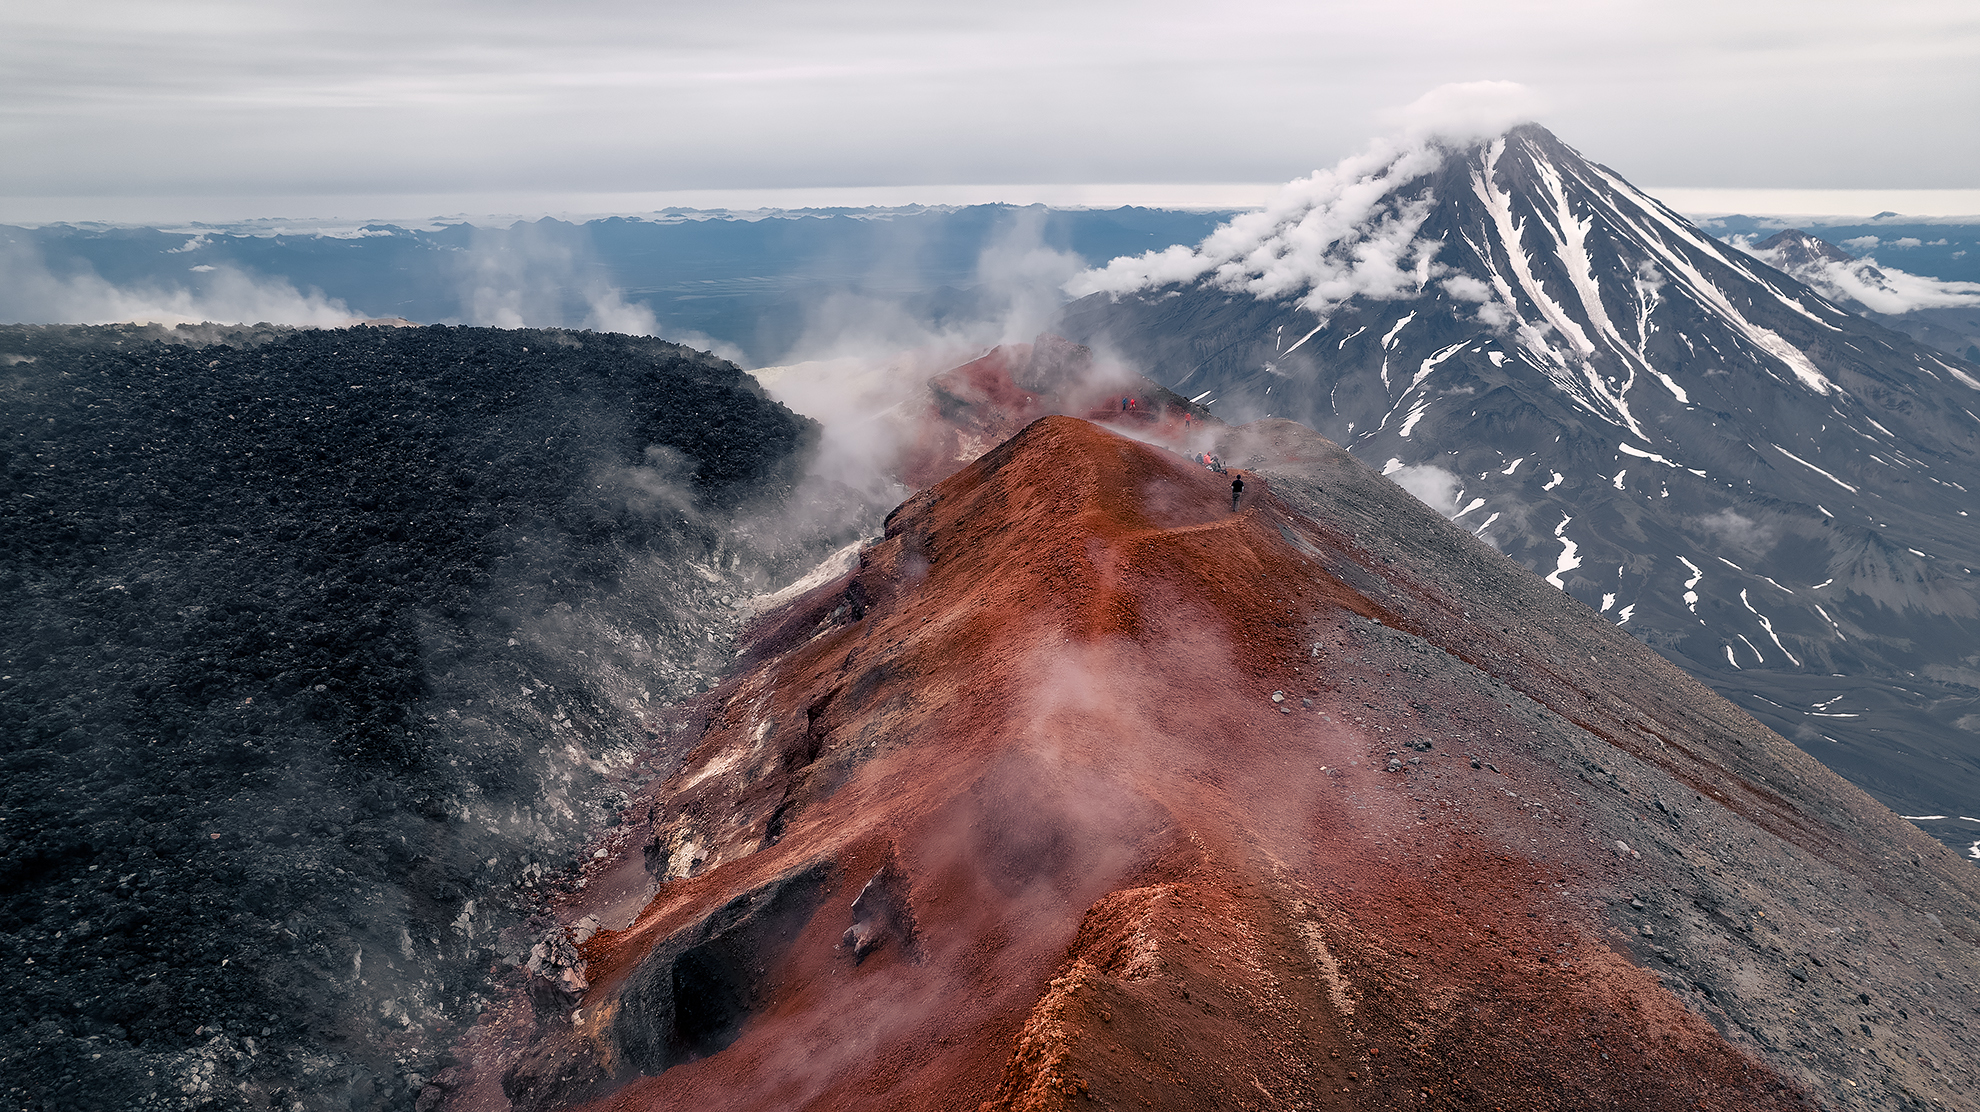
xmin=444 ymin=416 xmax=1980 ymax=1111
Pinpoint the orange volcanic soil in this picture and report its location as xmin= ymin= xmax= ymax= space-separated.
xmin=441 ymin=417 xmax=1980 ymax=1112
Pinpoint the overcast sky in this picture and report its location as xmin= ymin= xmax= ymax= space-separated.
xmin=4 ymin=0 xmax=1976 ymax=221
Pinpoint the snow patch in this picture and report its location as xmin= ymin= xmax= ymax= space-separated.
xmin=1544 ymin=516 xmax=1581 ymax=588
xmin=1771 ymin=444 xmax=1859 ymax=493
xmin=1414 ymin=340 xmax=1468 ymax=386
xmin=1397 ymin=399 xmax=1434 ymax=437
xmin=1280 ymin=322 xmax=1327 ymax=359
xmin=1382 ymin=312 xmax=1418 ymax=350
xmin=1678 ymin=556 xmax=1703 ymax=614
xmin=1617 ymin=442 xmax=1706 ymax=476
xmin=1740 ymin=588 xmax=1801 ymax=667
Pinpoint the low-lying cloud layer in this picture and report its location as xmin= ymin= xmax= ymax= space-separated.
xmin=1732 ymin=236 xmax=1980 ymax=316
xmin=0 ymin=235 xmax=357 ymax=326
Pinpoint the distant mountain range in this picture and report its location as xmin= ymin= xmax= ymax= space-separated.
xmin=6 ymin=203 xmax=1977 ymax=371
xmin=1730 ymin=227 xmax=1980 ymax=363
xmin=1055 ymin=124 xmax=1980 ymax=855
xmin=0 ymin=208 xmax=1238 ymax=367
xmin=1702 ymin=213 xmax=1980 ymax=287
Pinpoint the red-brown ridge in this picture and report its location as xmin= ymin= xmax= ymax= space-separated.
xmin=439 ymin=413 xmax=1980 ymax=1112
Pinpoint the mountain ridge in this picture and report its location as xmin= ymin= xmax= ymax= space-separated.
xmin=441 ymin=415 xmax=1980 ymax=1112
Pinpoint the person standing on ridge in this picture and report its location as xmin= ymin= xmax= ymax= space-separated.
xmin=1230 ymin=473 xmax=1244 ymax=512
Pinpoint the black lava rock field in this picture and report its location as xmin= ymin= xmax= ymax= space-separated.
xmin=0 ymin=324 xmax=849 ymax=1110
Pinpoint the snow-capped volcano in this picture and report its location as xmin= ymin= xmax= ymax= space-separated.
xmin=1057 ymin=124 xmax=1980 ymax=845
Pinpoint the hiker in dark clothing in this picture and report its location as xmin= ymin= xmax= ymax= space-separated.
xmin=1230 ymin=474 xmax=1244 ymax=512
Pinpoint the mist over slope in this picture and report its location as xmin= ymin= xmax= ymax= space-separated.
xmin=1054 ymin=125 xmax=1980 ymax=851
xmin=0 ymin=323 xmax=855 ymax=1110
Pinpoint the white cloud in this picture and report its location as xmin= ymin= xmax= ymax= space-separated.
xmin=1377 ymin=80 xmax=1548 ymax=143
xmin=1697 ymin=508 xmax=1777 ymax=555
xmin=1065 ymin=83 xmax=1568 ymax=318
xmin=1474 ymin=300 xmax=1516 ymax=330
xmin=1818 ymin=259 xmax=1980 ymax=314
xmin=1383 ymin=460 xmax=1465 ymax=516
xmin=1066 ymin=118 xmax=1466 ymax=319
xmin=1441 ymin=274 xmax=1494 ymax=302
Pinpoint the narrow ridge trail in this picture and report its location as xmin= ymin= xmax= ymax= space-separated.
xmin=441 ymin=416 xmax=1980 ymax=1112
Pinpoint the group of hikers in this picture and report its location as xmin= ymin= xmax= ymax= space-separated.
xmin=1189 ymin=449 xmax=1242 ymax=512
xmin=1119 ymin=395 xmax=1197 ymax=433
xmin=1110 ymin=393 xmax=1239 ymax=510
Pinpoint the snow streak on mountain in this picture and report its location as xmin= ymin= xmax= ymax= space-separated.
xmin=1058 ymin=125 xmax=1980 ymax=847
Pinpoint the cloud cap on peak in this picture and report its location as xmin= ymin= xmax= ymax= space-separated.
xmin=1063 ymin=83 xmax=1554 ymax=312
xmin=1379 ymin=81 xmax=1549 ymax=144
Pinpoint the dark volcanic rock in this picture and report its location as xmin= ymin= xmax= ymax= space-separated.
xmin=0 ymin=323 xmax=842 ymax=1110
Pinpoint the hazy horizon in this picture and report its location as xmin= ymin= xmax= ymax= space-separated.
xmin=7 ymin=185 xmax=1980 ymax=232
xmin=5 ymin=1 xmax=1972 ymax=221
